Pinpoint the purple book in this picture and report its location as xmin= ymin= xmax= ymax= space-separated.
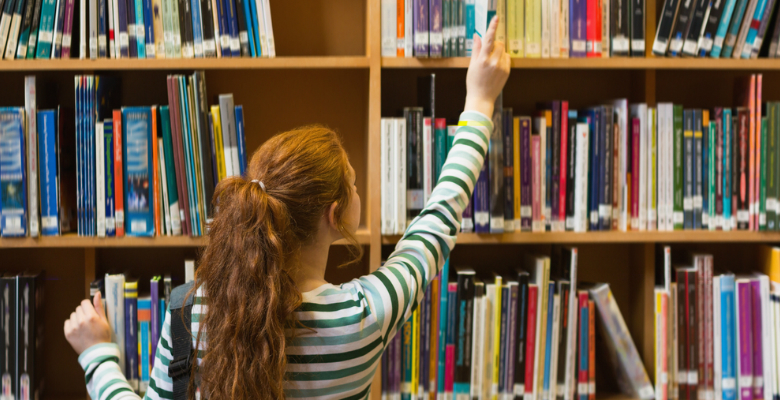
xmin=506 ymin=282 xmax=519 ymax=396
xmin=462 ymin=196 xmax=474 ymax=232
xmin=116 ymin=0 xmax=129 ymax=57
xmin=569 ymin=0 xmax=586 ymax=57
xmin=521 ymin=117 xmax=532 ymax=231
xmin=393 ymin=332 xmax=402 ymax=395
xmin=751 ymin=280 xmax=764 ymax=400
xmin=150 ymin=278 xmax=161 ymax=362
xmin=414 ymin=0 xmax=429 ymax=57
xmin=474 ymin=156 xmax=490 ymax=233
xmin=59 ymin=0 xmax=75 ymax=57
xmin=551 ymin=101 xmax=561 ymax=228
xmin=429 ymin=0 xmax=442 ymax=56
xmin=737 ymin=280 xmax=754 ymax=400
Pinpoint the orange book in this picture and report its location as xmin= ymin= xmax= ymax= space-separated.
xmin=396 ymin=0 xmax=404 ymax=57
xmin=755 ymin=74 xmax=763 ymax=229
xmin=113 ymin=110 xmax=125 ymax=237
xmin=152 ymin=106 xmax=161 ymax=236
xmin=588 ymin=299 xmax=596 ymax=400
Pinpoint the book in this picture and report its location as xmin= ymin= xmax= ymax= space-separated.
xmin=122 ymin=107 xmax=155 ymax=237
xmin=0 ymin=108 xmax=27 ymax=237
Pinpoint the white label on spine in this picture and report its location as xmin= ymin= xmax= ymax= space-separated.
xmin=760 ymin=213 xmax=766 ymax=225
xmin=693 ymin=196 xmax=702 ymax=208
xmin=566 ymin=216 xmax=574 ymax=229
xmin=182 ymin=45 xmax=193 ymax=57
xmin=116 ymin=210 xmax=124 ymax=225
xmin=590 ymin=210 xmax=598 ymax=224
xmin=684 ymin=198 xmax=693 ymax=210
xmin=722 ymin=378 xmax=736 ymax=389
xmin=474 ymin=212 xmax=489 ymax=225
xmin=678 ymin=372 xmax=688 ymax=384
xmin=699 ymin=37 xmax=713 ymax=50
xmin=90 ymin=38 xmax=98 ymax=53
xmin=599 ymin=204 xmax=610 ymax=217
xmin=714 ymin=36 xmax=724 ymax=48
xmin=738 ymin=210 xmax=750 ymax=222
xmin=230 ymin=38 xmax=240 ymax=50
xmin=165 ymin=31 xmax=173 ymax=42
xmin=131 ymin=220 xmax=146 ymax=232
xmin=589 ymin=383 xmax=595 ymax=394
xmin=702 ymin=212 xmax=709 ymax=225
xmin=39 ymin=30 xmax=53 ymax=43
xmin=429 ymin=32 xmax=443 ymax=45
xmin=239 ymin=31 xmax=248 ymax=42
xmin=669 ymin=38 xmax=683 ymax=52
xmin=119 ymin=32 xmax=129 ymax=46
xmin=521 ymin=206 xmax=532 ymax=217
xmin=42 ymin=216 xmax=58 ymax=229
xmin=128 ymin=24 xmax=136 ymax=37
xmin=414 ymin=31 xmax=429 ymax=45
xmin=767 ymin=198 xmax=777 ymax=211
xmin=571 ymin=40 xmax=586 ymax=52
xmin=688 ymin=371 xmax=698 ymax=385
xmin=146 ymin=43 xmax=155 ymax=55
xmin=578 ymin=383 xmax=588 ymax=394
xmin=683 ymin=41 xmax=697 ymax=54
xmin=63 ymin=33 xmax=71 ymax=46
xmin=673 ymin=212 xmax=684 ymax=223
xmin=194 ymin=43 xmax=203 ymax=56
xmin=612 ymin=38 xmax=629 ymax=51
xmin=739 ymin=376 xmax=752 ymax=388
xmin=137 ymin=25 xmax=145 ymax=37
xmin=632 ymin=40 xmax=645 ymax=51
xmin=203 ymin=40 xmax=215 ymax=52
xmin=174 ymin=35 xmax=181 ymax=45
xmin=459 ymin=25 xmax=465 ymax=36
xmin=652 ymin=40 xmax=668 ymax=54
xmin=220 ymin=35 xmax=230 ymax=48
xmin=99 ymin=36 xmax=107 ymax=47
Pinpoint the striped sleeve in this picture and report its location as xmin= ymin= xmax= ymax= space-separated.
xmin=79 ymin=308 xmax=176 ymax=400
xmin=358 ymin=110 xmax=492 ymax=343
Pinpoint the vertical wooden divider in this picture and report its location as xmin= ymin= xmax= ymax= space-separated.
xmin=629 ymin=242 xmax=657 ymax=379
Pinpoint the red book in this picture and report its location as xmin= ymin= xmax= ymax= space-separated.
xmin=696 ymin=256 xmax=706 ymax=400
xmin=734 ymin=75 xmax=756 ymax=230
xmin=704 ymin=257 xmax=714 ymax=400
xmin=525 ymin=284 xmax=539 ymax=395
xmin=151 ymin=106 xmax=161 ymax=236
xmin=113 ymin=110 xmax=125 ymax=237
xmin=560 ymin=101 xmax=568 ymax=226
xmin=586 ymin=0 xmax=601 ymax=57
xmin=676 ymin=268 xmax=689 ymax=400
xmin=166 ymin=76 xmax=192 ymax=236
xmin=632 ymin=117 xmax=640 ymax=229
xmin=588 ymin=299 xmax=596 ymax=400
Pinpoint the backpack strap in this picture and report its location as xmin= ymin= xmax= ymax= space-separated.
xmin=167 ymin=281 xmax=196 ymax=400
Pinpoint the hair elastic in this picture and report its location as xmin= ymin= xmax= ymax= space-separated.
xmin=250 ymin=179 xmax=266 ymax=192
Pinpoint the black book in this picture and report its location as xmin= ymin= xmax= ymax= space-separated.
xmin=0 ymin=275 xmax=17 ymax=400
xmin=697 ymin=0 xmax=726 ymax=55
xmin=682 ymin=0 xmax=710 ymax=56
xmin=24 ymin=0 xmax=41 ymax=56
xmin=178 ymin=0 xmax=194 ymax=57
xmin=16 ymin=272 xmax=45 ymax=400
xmin=234 ymin=0 xmax=249 ymax=56
xmin=565 ymin=113 xmax=577 ymax=230
xmin=612 ymin=0 xmax=631 ymax=55
xmin=600 ymin=105 xmax=613 ymax=230
xmin=667 ymin=0 xmax=696 ymax=56
xmin=454 ymin=268 xmax=476 ymax=391
xmin=200 ymin=0 xmax=216 ymax=57
xmin=405 ymin=107 xmax=424 ymax=225
xmin=550 ymin=102 xmax=561 ymax=231
xmin=732 ymin=112 xmax=739 ymax=229
xmin=701 ymin=112 xmax=709 ymax=229
xmin=51 ymin=0 xmax=67 ymax=57
xmin=15 ymin=0 xmax=34 ymax=57
xmin=513 ymin=270 xmax=530 ymax=400
xmin=193 ymin=71 xmax=216 ymax=226
xmin=767 ymin=0 xmax=780 ymax=56
xmin=653 ymin=0 xmax=682 ymax=55
xmin=684 ymin=109 xmax=694 ymax=229
xmin=686 ymin=268 xmax=698 ymax=400
xmin=674 ymin=269 xmax=689 ymax=399
xmin=417 ymin=74 xmax=436 ymax=123
xmin=630 ymin=0 xmax=645 ymax=55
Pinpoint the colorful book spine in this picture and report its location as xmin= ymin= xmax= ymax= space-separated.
xmin=414 ymin=0 xmax=428 ymax=56
xmin=578 ymin=291 xmax=589 ymax=400
xmin=25 ymin=0 xmax=43 ymax=58
xmin=521 ymin=117 xmax=532 ymax=231
xmin=724 ymin=109 xmax=733 ymax=230
xmin=751 ymin=280 xmax=764 ymax=400
xmin=504 ymin=109 xmax=515 ymax=231
xmin=113 ymin=110 xmax=125 ymax=236
xmin=124 ymin=281 xmax=139 ymax=391
xmin=0 ymin=108 xmax=27 ymax=237
xmin=721 ymin=274 xmax=737 ymax=400
xmin=122 ymin=107 xmax=154 ymax=237
xmin=445 ymin=281 xmax=458 ymax=397
xmin=37 ymin=110 xmax=59 ymax=236
xmin=138 ymin=297 xmax=151 ymax=392
xmin=104 ymin=120 xmax=116 ymax=236
xmin=736 ymin=280 xmax=754 ymax=400
xmin=525 ymin=284 xmax=539 ymax=399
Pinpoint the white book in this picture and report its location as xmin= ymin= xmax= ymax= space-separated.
xmin=218 ymin=95 xmax=239 ymax=177
xmin=549 ymin=293 xmax=562 ymax=400
xmin=574 ymin=122 xmax=589 ymax=232
xmin=158 ymin=138 xmax=172 ymax=236
xmin=472 ymin=283 xmax=486 ymax=400
xmin=105 ymin=274 xmax=126 ymax=375
xmin=714 ymin=276 xmax=722 ymax=400
xmin=107 ymin=0 xmax=115 ymax=57
xmin=4 ymin=5 xmax=22 ymax=59
xmin=395 ymin=118 xmax=407 ymax=234
xmin=484 ymin=283 xmax=496 ymax=400
xmin=560 ymin=0 xmax=569 ymax=57
xmin=112 ymin=0 xmax=120 ymax=57
xmin=185 ymin=260 xmax=195 ymax=282
xmin=667 ymin=104 xmax=675 ymax=231
xmin=79 ymin=0 xmax=86 ymax=58
xmin=25 ymin=77 xmax=39 ymax=237
xmin=96 ymin=122 xmax=106 ymax=237
xmin=541 ymin=0 xmax=550 ymax=57
xmin=549 ymin=0 xmax=560 ymax=58
xmin=261 ymin=0 xmax=274 ymax=57
xmin=381 ymin=118 xmax=393 ymax=235
xmin=0 ymin=7 xmax=13 ymax=56
xmin=423 ymin=117 xmax=433 ymax=205
xmin=381 ymin=0 xmax=396 ymax=56
xmin=404 ymin=0 xmax=413 ymax=56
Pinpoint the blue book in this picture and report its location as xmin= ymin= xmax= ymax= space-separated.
xmin=587 ymin=108 xmax=600 ymax=231
xmin=740 ymin=0 xmax=769 ymax=58
xmin=710 ymin=0 xmax=739 ymax=57
xmin=143 ymin=0 xmax=155 ymax=56
xmin=214 ymin=0 xmax=229 ymax=57
xmin=542 ymin=282 xmax=556 ymax=398
xmin=723 ymin=109 xmax=733 ymax=227
xmin=0 ymin=108 xmax=27 ymax=237
xmin=104 ymin=120 xmax=115 ymax=237
xmin=98 ymin=0 xmax=107 ymax=56
xmin=223 ymin=0 xmax=238 ymax=56
xmin=87 ymin=76 xmax=95 ymax=236
xmin=241 ymin=0 xmax=254 ymax=56
xmin=37 ymin=110 xmax=59 ymax=236
xmin=474 ymin=157 xmax=490 ymax=233
xmin=124 ymin=281 xmax=139 ymax=391
xmin=51 ymin=0 xmax=67 ymax=57
xmin=127 ymin=0 xmax=138 ymax=57
xmin=138 ymin=297 xmax=151 ymax=391
xmin=721 ymin=274 xmax=737 ymax=400
xmin=117 ymin=0 xmax=129 ymax=57
xmin=74 ymin=78 xmax=82 ymax=235
xmin=234 ymin=105 xmax=246 ymax=175
xmin=503 ymin=108 xmax=514 ymax=229
xmin=721 ymin=0 xmax=750 ymax=57
xmin=122 ymin=107 xmax=154 ymax=237
xmin=189 ymin=0 xmax=202 ymax=56
xmin=134 ymin=0 xmax=145 ymax=58
xmin=247 ymin=0 xmax=259 ymax=56
xmin=437 ymin=261 xmax=450 ymax=395
xmin=578 ymin=293 xmax=589 ymax=400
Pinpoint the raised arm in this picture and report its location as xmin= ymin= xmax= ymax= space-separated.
xmin=358 ymin=17 xmax=510 ymax=341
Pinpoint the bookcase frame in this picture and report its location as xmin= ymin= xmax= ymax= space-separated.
xmin=1 ymin=0 xmax=778 ymax=398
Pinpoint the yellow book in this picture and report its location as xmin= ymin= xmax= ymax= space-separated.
xmin=186 ymin=80 xmax=207 ymax=233
xmin=513 ymin=117 xmax=522 ymax=230
xmin=210 ymin=106 xmax=227 ymax=181
xmin=497 ymin=0 xmax=507 ymax=48
xmin=412 ymin=308 xmax=419 ymax=396
xmin=525 ymin=0 xmax=541 ymax=57
xmin=759 ymin=245 xmax=780 ymax=282
xmin=508 ymin=0 xmax=524 ymax=56
xmin=492 ymin=274 xmax=503 ymax=400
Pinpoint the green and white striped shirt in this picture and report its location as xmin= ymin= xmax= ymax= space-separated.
xmin=78 ymin=110 xmax=492 ymax=400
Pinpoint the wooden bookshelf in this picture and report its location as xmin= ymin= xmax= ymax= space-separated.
xmin=3 ymin=0 xmax=780 ymax=397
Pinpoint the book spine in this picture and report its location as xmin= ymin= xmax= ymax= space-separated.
xmin=653 ymin=0 xmax=680 ymax=55
xmin=437 ymin=261 xmax=450 ymax=395
xmin=397 ymin=0 xmax=405 ymax=55
xmin=750 ymin=0 xmax=776 ymax=57
xmin=116 ymin=0 xmax=128 ymax=57
xmin=430 ymin=0 xmax=442 ymax=56
xmin=33 ymin=0 xmax=54 ymax=58
xmin=767 ymin=104 xmax=777 ymax=230
xmin=521 ymin=117 xmax=533 ymax=231
xmin=751 ymin=280 xmax=764 ymax=400
xmin=499 ymin=285 xmax=510 ymax=396
xmin=107 ymin=0 xmax=114 ymax=56
xmin=723 ymin=109 xmax=732 ymax=229
xmin=127 ymin=0 xmax=138 ymax=57
xmin=514 ymin=276 xmax=530 ymax=399
xmin=578 ymin=292 xmax=589 ymax=400
xmin=514 ymin=117 xmax=523 ymax=230
xmin=233 ymin=0 xmax=247 ymax=56
xmin=122 ymin=107 xmax=155 ymax=236
xmin=104 ymin=121 xmax=115 ymax=236
xmin=504 ymin=110 xmax=516 ymax=231
xmin=98 ymin=0 xmax=107 ymax=56
xmin=124 ymin=282 xmax=139 ymax=390
xmin=760 ymin=117 xmax=767 ymax=230
xmin=413 ymin=0 xmax=428 ymax=56
xmin=526 ymin=0 xmax=541 ymax=56
xmin=37 ymin=110 xmax=58 ymax=235
xmin=14 ymin=0 xmax=34 ymax=58
xmin=382 ymin=0 xmax=396 ymax=55
xmin=569 ymin=0 xmax=586 ymax=56
xmin=113 ymin=110 xmax=125 ymax=236
xmin=738 ymin=109 xmax=750 ymax=229
xmin=632 ymin=117 xmax=640 ymax=229
xmin=96 ymin=121 xmax=105 ymax=237
xmin=214 ymin=0 xmax=227 ymax=55
xmin=574 ymin=121 xmax=589 ymax=232
xmin=178 ymin=0 xmax=193 ymax=57
xmin=445 ymin=282 xmax=458 ymax=397
xmin=4 ymin=0 xmax=25 ymax=59
xmin=695 ymin=110 xmax=704 ymax=228
xmin=160 ymin=0 xmax=174 ymax=56
xmin=551 ymin=103 xmax=562 ymax=231
xmin=601 ymin=106 xmax=614 ymax=230
xmin=736 ymin=281 xmax=754 ymax=400
xmin=682 ymin=0 xmax=708 ymax=55
xmin=0 ymin=109 xmax=28 ymax=237
xmin=489 ymin=102 xmax=505 ymax=233
xmin=532 ymin=133 xmax=543 ymax=232
xmin=566 ymin=112 xmax=577 ymax=230
xmin=525 ymin=284 xmax=539 ymax=399
xmin=151 ymin=0 xmax=164 ymax=56
xmin=560 ymin=102 xmax=569 ymax=231
xmin=404 ymin=0 xmax=413 ymax=56
xmin=25 ymin=0 xmax=42 ymax=57
xmin=589 ymin=110 xmax=601 ymax=230
xmin=721 ymin=276 xmax=737 ymax=400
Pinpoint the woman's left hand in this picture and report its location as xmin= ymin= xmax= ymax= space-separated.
xmin=63 ymin=292 xmax=112 ymax=355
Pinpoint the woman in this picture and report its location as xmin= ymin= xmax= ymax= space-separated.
xmin=64 ymin=17 xmax=510 ymax=400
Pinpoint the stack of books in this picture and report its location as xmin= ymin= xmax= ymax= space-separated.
xmin=380 ymin=247 xmax=654 ymax=400
xmin=0 ymin=73 xmax=248 ymax=238
xmin=380 ymin=0 xmax=646 ymax=58
xmin=0 ymin=0 xmax=275 ymax=60
xmin=653 ymin=246 xmax=780 ymax=400
xmin=653 ymin=0 xmax=780 ymax=58
xmin=381 ymin=74 xmax=777 ymax=235
xmin=0 ymin=272 xmax=45 ymax=400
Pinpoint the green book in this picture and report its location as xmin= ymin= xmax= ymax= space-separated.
xmin=443 ymin=0 xmax=450 ymax=57
xmin=674 ymin=105 xmax=684 ymax=230
xmin=775 ymin=102 xmax=780 ymax=230
xmin=160 ymin=106 xmax=182 ymax=236
xmin=767 ymin=103 xmax=777 ymax=230
xmin=33 ymin=0 xmax=55 ymax=58
xmin=760 ymin=116 xmax=768 ymax=231
xmin=709 ymin=120 xmax=717 ymax=230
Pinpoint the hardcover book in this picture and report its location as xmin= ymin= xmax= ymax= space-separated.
xmin=122 ymin=107 xmax=154 ymax=237
xmin=0 ymin=108 xmax=27 ymax=237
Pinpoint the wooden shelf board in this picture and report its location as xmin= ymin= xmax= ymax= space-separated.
xmin=382 ymin=56 xmax=780 ymax=70
xmin=0 ymin=56 xmax=370 ymax=71
xmin=382 ymin=230 xmax=780 ymax=244
xmin=0 ymin=228 xmax=370 ymax=248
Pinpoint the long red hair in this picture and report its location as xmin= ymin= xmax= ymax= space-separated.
xmin=187 ymin=125 xmax=362 ymax=399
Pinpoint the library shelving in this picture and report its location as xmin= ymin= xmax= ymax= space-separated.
xmin=2 ymin=0 xmax=780 ymax=398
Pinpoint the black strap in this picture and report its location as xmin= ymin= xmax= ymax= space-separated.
xmin=169 ymin=302 xmax=193 ymax=400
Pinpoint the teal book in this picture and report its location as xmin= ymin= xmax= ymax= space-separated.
xmin=723 ymin=109 xmax=733 ymax=228
xmin=159 ymin=106 xmax=182 ymax=236
xmin=710 ymin=0 xmax=739 ymax=57
xmin=436 ymin=259 xmax=450 ymax=395
xmin=721 ymin=0 xmax=750 ymax=57
xmin=0 ymin=107 xmax=28 ymax=237
xmin=434 ymin=118 xmax=447 ymax=182
xmin=33 ymin=0 xmax=55 ymax=58
xmin=178 ymin=77 xmax=200 ymax=236
xmin=135 ymin=0 xmax=145 ymax=57
xmin=122 ymin=107 xmax=154 ymax=237
xmin=401 ymin=314 xmax=414 ymax=400
xmin=138 ymin=297 xmax=151 ymax=392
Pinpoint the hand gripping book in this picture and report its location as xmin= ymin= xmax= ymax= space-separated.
xmin=104 ymin=273 xmax=126 ymax=374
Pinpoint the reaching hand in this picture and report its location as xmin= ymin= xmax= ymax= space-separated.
xmin=465 ymin=16 xmax=512 ymax=117
xmin=64 ymin=291 xmax=112 ymax=355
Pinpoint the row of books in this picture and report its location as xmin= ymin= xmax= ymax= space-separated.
xmin=94 ymin=272 xmax=178 ymax=394
xmin=653 ymin=0 xmax=780 ymax=59
xmin=652 ymin=246 xmax=780 ymax=400
xmin=380 ymin=74 xmax=770 ymax=234
xmin=0 ymin=73 xmax=247 ymax=238
xmin=380 ymin=0 xmax=646 ymax=58
xmin=379 ymin=248 xmax=654 ymax=400
xmin=0 ymin=272 xmax=44 ymax=400
xmin=0 ymin=0 xmax=275 ymax=60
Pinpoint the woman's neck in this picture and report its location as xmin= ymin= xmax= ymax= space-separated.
xmin=293 ymin=238 xmax=332 ymax=293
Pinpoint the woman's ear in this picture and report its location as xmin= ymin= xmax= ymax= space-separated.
xmin=327 ymin=201 xmax=339 ymax=232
